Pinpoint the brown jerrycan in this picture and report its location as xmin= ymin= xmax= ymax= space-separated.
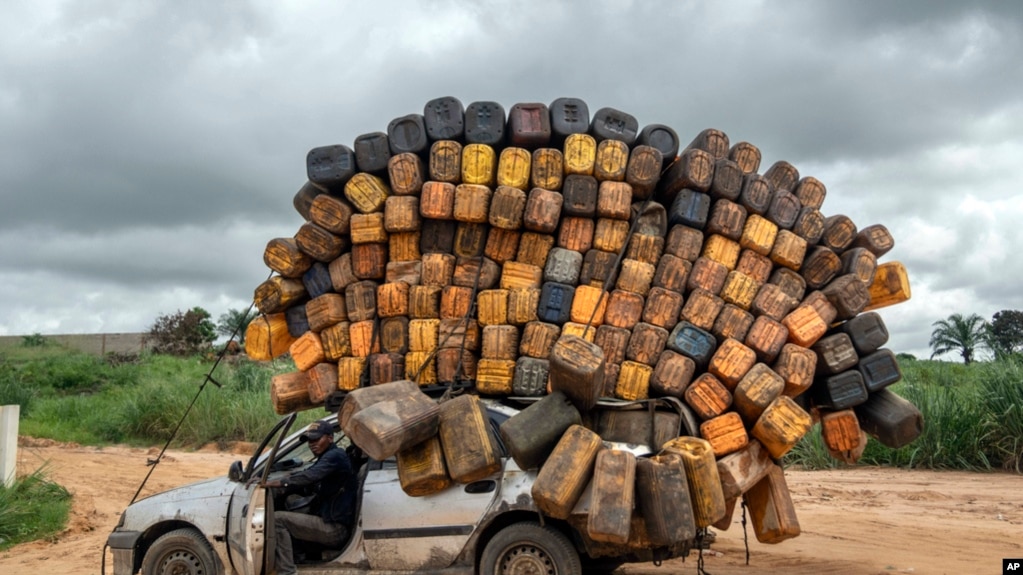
xmin=751 ymin=395 xmax=813 ymax=459
xmin=854 ymin=388 xmax=924 ymax=449
xmin=635 ymin=452 xmax=696 ymax=546
xmin=716 ymin=439 xmax=774 ymax=500
xmin=820 ymin=409 xmax=863 ymax=454
xmin=254 ymin=276 xmax=307 ymax=315
xmin=437 ymin=394 xmax=502 ymax=483
xmin=306 ymin=363 xmax=339 ymax=405
xmin=338 ymin=379 xmax=419 ymax=429
xmin=714 ymin=497 xmax=739 ymax=531
xmin=270 ymin=371 xmax=315 ymax=415
xmin=587 ymin=449 xmax=637 ymax=544
xmin=549 ymin=334 xmax=606 ymax=412
xmin=532 ymin=424 xmax=604 ymax=519
xmin=744 ymin=463 xmax=800 ymax=544
xmin=699 ymin=412 xmax=749 ymax=457
xmin=499 ymin=391 xmax=581 ymax=470
xmin=396 ymin=436 xmax=451 ymax=497
xmin=344 ymin=389 xmax=440 ymax=461
xmin=662 ymin=436 xmax=727 ymax=528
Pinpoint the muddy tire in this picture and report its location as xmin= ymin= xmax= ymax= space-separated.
xmin=141 ymin=528 xmax=218 ymax=575
xmin=480 ymin=521 xmax=581 ymax=575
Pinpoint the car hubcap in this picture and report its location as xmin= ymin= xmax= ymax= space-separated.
xmin=158 ymin=549 xmax=205 ymax=575
xmin=499 ymin=543 xmax=556 ymax=575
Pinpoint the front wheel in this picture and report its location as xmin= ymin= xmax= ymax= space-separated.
xmin=141 ymin=528 xmax=218 ymax=575
xmin=480 ymin=521 xmax=581 ymax=575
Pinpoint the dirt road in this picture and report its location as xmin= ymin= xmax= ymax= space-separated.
xmin=1 ymin=439 xmax=1020 ymax=575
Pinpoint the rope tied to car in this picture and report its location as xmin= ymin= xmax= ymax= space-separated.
xmin=694 ymin=527 xmax=713 ymax=575
xmin=741 ymin=498 xmax=750 ymax=565
xmin=130 ymin=279 xmax=266 ymax=504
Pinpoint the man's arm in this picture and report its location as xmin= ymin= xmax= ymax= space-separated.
xmin=275 ymin=449 xmax=352 ymax=489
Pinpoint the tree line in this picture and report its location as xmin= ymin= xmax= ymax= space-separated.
xmin=930 ymin=310 xmax=1023 ymax=364
xmin=147 ymin=307 xmax=257 ymax=356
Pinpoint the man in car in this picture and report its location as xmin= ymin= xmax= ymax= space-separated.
xmin=264 ymin=420 xmax=358 ymax=575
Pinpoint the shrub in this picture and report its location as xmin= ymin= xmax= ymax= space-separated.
xmin=20 ymin=334 xmax=48 ymax=348
xmin=0 ymin=467 xmax=72 ymax=551
xmin=149 ymin=307 xmax=217 ymax=356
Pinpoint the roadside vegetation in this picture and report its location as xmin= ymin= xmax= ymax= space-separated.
xmin=0 ymin=341 xmax=308 ymax=447
xmin=2 ymin=332 xmax=1019 ymax=472
xmin=0 ymin=467 xmax=72 ymax=551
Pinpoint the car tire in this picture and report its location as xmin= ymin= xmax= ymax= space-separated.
xmin=141 ymin=528 xmax=218 ymax=575
xmin=480 ymin=521 xmax=581 ymax=575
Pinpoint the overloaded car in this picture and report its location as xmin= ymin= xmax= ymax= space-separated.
xmin=105 ymin=396 xmax=702 ymax=575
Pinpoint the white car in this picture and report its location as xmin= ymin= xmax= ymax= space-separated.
xmin=105 ymin=397 xmax=701 ymax=575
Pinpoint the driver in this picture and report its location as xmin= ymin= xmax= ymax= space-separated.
xmin=264 ymin=420 xmax=357 ymax=575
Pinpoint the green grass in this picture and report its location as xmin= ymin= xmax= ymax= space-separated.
xmin=6 ymin=343 xmax=313 ymax=448
xmin=0 ymin=467 xmax=72 ymax=551
xmin=0 ymin=343 xmax=327 ymax=551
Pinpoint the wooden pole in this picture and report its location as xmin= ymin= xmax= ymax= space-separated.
xmin=0 ymin=405 xmax=18 ymax=488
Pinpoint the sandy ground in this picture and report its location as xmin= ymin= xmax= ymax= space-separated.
xmin=1 ymin=439 xmax=1020 ymax=575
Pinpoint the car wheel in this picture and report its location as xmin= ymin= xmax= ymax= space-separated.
xmin=141 ymin=528 xmax=218 ymax=575
xmin=480 ymin=521 xmax=581 ymax=575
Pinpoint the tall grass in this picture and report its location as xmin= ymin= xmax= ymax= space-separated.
xmin=976 ymin=360 xmax=1023 ymax=471
xmin=0 ymin=466 xmax=72 ymax=551
xmin=7 ymin=344 xmax=310 ymax=448
xmin=787 ymin=358 xmax=1023 ymax=472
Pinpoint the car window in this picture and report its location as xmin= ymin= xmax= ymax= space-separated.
xmin=254 ymin=420 xmax=348 ymax=477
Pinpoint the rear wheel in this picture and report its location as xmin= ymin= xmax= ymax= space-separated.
xmin=480 ymin=521 xmax=581 ymax=575
xmin=141 ymin=528 xmax=218 ymax=575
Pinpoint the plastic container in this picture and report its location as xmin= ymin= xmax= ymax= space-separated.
xmin=662 ymin=436 xmax=727 ymax=528
xmin=587 ymin=450 xmax=637 ymax=544
xmin=500 ymin=391 xmax=581 ymax=470
xmin=531 ymin=424 xmax=603 ymax=519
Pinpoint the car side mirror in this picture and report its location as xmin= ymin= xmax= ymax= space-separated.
xmin=228 ymin=460 xmax=244 ymax=482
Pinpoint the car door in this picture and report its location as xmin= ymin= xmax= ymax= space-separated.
xmin=359 ymin=408 xmax=509 ymax=571
xmin=360 ymin=458 xmax=504 ymax=570
xmin=226 ymin=413 xmax=297 ymax=575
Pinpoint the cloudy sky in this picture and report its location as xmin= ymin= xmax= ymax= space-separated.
xmin=1 ymin=0 xmax=1020 ymax=361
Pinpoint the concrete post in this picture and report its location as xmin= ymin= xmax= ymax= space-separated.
xmin=1 ymin=405 xmax=18 ymax=488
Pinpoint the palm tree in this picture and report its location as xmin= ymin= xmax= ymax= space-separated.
xmin=929 ymin=313 xmax=989 ymax=364
xmin=217 ymin=308 xmax=259 ymax=345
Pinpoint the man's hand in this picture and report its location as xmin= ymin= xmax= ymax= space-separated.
xmin=264 ymin=479 xmax=284 ymax=489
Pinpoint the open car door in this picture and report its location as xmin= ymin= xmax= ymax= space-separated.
xmin=227 ymin=413 xmax=296 ymax=575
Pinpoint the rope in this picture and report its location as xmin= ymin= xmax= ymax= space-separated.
xmin=696 ymin=527 xmax=713 ymax=575
xmin=413 ymin=254 xmax=485 ymax=399
xmin=449 ymin=255 xmax=486 ymax=396
xmin=741 ymin=498 xmax=750 ymax=565
xmin=581 ymin=157 xmax=675 ymax=333
xmin=128 ymin=282 xmax=265 ymax=505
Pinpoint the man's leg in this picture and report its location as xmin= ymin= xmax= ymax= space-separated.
xmin=274 ymin=511 xmax=301 ymax=575
xmin=275 ymin=511 xmax=349 ymax=573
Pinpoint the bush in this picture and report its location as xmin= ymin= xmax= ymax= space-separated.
xmin=0 ymin=467 xmax=72 ymax=551
xmin=20 ymin=334 xmax=48 ymax=348
xmin=149 ymin=307 xmax=217 ymax=356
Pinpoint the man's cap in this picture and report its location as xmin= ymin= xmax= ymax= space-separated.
xmin=300 ymin=420 xmax=334 ymax=442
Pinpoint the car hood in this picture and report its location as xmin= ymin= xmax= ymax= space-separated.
xmin=122 ymin=475 xmax=237 ymax=531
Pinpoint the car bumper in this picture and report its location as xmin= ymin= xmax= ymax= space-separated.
xmin=106 ymin=530 xmax=141 ymax=575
